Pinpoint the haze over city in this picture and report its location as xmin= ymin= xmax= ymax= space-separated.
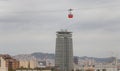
xmin=0 ymin=0 xmax=120 ymax=58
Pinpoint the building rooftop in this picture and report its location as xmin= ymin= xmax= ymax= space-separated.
xmin=56 ymin=29 xmax=72 ymax=34
xmin=0 ymin=54 xmax=17 ymax=61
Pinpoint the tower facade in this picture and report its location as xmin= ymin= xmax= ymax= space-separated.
xmin=55 ymin=30 xmax=73 ymax=71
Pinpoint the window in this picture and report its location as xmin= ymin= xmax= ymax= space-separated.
xmin=102 ymin=69 xmax=106 ymax=71
xmin=97 ymin=69 xmax=100 ymax=71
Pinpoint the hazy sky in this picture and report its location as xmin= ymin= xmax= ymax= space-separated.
xmin=0 ymin=0 xmax=120 ymax=58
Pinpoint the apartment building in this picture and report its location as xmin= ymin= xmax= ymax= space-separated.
xmin=0 ymin=54 xmax=19 ymax=71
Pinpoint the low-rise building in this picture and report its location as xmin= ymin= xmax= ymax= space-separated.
xmin=19 ymin=60 xmax=37 ymax=69
xmin=0 ymin=54 xmax=19 ymax=71
xmin=94 ymin=63 xmax=118 ymax=71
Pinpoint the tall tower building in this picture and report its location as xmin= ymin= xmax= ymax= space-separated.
xmin=55 ymin=30 xmax=73 ymax=71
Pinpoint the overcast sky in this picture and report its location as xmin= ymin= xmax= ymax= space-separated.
xmin=0 ymin=0 xmax=120 ymax=58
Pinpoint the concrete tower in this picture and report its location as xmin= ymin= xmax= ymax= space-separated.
xmin=55 ymin=30 xmax=73 ymax=71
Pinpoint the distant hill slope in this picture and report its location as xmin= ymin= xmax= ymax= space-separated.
xmin=14 ymin=52 xmax=119 ymax=63
xmin=79 ymin=56 xmax=118 ymax=63
xmin=31 ymin=52 xmax=55 ymax=60
xmin=13 ymin=54 xmax=35 ymax=61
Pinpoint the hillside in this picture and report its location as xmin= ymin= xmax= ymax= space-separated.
xmin=14 ymin=52 xmax=119 ymax=63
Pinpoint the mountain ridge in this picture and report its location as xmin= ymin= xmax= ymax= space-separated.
xmin=14 ymin=52 xmax=119 ymax=63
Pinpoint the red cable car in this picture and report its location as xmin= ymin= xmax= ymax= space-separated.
xmin=68 ymin=9 xmax=73 ymax=18
xmin=68 ymin=13 xmax=73 ymax=18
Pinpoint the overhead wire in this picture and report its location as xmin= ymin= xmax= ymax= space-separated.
xmin=0 ymin=5 xmax=120 ymax=14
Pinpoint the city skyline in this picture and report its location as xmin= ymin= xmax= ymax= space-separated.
xmin=0 ymin=0 xmax=120 ymax=58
